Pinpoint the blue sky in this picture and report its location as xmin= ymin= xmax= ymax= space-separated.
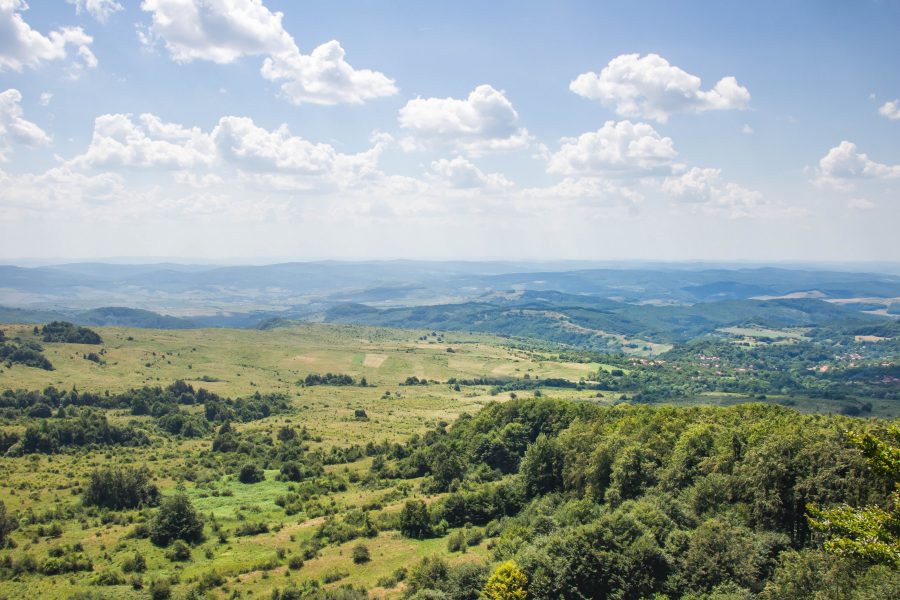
xmin=1 ymin=0 xmax=898 ymax=262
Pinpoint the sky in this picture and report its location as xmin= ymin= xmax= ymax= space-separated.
xmin=0 ymin=0 xmax=898 ymax=263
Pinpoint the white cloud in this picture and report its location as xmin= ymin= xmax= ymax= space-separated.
xmin=398 ymin=84 xmax=532 ymax=155
xmin=39 ymin=92 xmax=52 ymax=106
xmin=848 ymin=197 xmax=876 ymax=210
xmin=0 ymin=165 xmax=125 ymax=222
xmin=64 ymin=111 xmax=391 ymax=196
xmin=0 ymin=0 xmax=97 ymax=74
xmin=68 ymin=0 xmax=123 ymax=23
xmin=546 ymin=120 xmax=676 ymax=176
xmin=879 ymin=100 xmax=900 ymax=121
xmin=70 ymin=113 xmax=216 ymax=170
xmin=429 ymin=156 xmax=513 ymax=190
xmin=211 ymin=115 xmax=384 ymax=186
xmin=140 ymin=0 xmax=294 ymax=63
xmin=261 ymin=40 xmax=398 ymax=105
xmin=815 ymin=141 xmax=900 ymax=189
xmin=742 ymin=124 xmax=754 ymax=135
xmin=570 ymin=53 xmax=750 ymax=123
xmin=662 ymin=167 xmax=776 ymax=218
xmin=140 ymin=0 xmax=396 ymax=105
xmin=0 ymin=88 xmax=51 ymax=160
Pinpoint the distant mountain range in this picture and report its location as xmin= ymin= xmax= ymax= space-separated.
xmin=1 ymin=261 xmax=897 ymax=348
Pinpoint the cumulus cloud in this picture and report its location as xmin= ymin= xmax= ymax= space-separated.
xmin=211 ymin=115 xmax=385 ymax=185
xmin=260 ymin=40 xmax=398 ymax=105
xmin=70 ymin=113 xmax=216 ymax=170
xmin=879 ymin=100 xmax=900 ymax=121
xmin=546 ymin=120 xmax=676 ymax=176
xmin=0 ymin=88 xmax=51 ymax=161
xmin=815 ymin=141 xmax=900 ymax=189
xmin=570 ymin=53 xmax=750 ymax=123
xmin=398 ymin=85 xmax=532 ymax=155
xmin=68 ymin=0 xmax=123 ymax=23
xmin=0 ymin=0 xmax=97 ymax=75
xmin=662 ymin=167 xmax=772 ymax=218
xmin=65 ymin=111 xmax=390 ymax=195
xmin=429 ymin=156 xmax=513 ymax=190
xmin=140 ymin=0 xmax=396 ymax=105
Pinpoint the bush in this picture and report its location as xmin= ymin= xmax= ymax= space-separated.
xmin=0 ymin=501 xmax=16 ymax=547
xmin=165 ymin=540 xmax=192 ymax=562
xmin=121 ymin=550 xmax=147 ymax=573
xmin=83 ymin=466 xmax=160 ymax=510
xmin=351 ymin=543 xmax=370 ymax=564
xmin=234 ymin=521 xmax=269 ymax=537
xmin=91 ymin=568 xmax=125 ymax=586
xmin=150 ymin=494 xmax=203 ymax=546
xmin=238 ymin=463 xmax=265 ymax=484
xmin=149 ymin=579 xmax=172 ymax=600
xmin=322 ymin=567 xmax=349 ymax=583
xmin=41 ymin=321 xmax=102 ymax=344
xmin=400 ymin=499 xmax=432 ymax=539
xmin=447 ymin=530 xmax=467 ymax=553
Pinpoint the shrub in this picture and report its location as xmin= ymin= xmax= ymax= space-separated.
xmin=322 ymin=567 xmax=348 ymax=583
xmin=91 ymin=569 xmax=125 ymax=586
xmin=447 ymin=530 xmax=467 ymax=553
xmin=150 ymin=494 xmax=203 ymax=546
xmin=83 ymin=466 xmax=160 ymax=510
xmin=121 ymin=550 xmax=147 ymax=573
xmin=482 ymin=561 xmax=527 ymax=600
xmin=165 ymin=540 xmax=192 ymax=562
xmin=238 ymin=463 xmax=265 ymax=484
xmin=234 ymin=521 xmax=269 ymax=537
xmin=41 ymin=321 xmax=102 ymax=344
xmin=0 ymin=501 xmax=16 ymax=547
xmin=351 ymin=543 xmax=370 ymax=564
xmin=400 ymin=499 xmax=432 ymax=539
xmin=465 ymin=527 xmax=484 ymax=547
xmin=149 ymin=579 xmax=172 ymax=600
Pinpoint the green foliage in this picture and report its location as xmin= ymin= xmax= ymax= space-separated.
xmin=447 ymin=530 xmax=466 ymax=553
xmin=303 ymin=372 xmax=356 ymax=386
xmin=406 ymin=555 xmax=449 ymax=596
xmin=0 ymin=500 xmax=16 ymax=547
xmin=808 ymin=425 xmax=900 ymax=566
xmin=400 ymin=499 xmax=432 ymax=539
xmin=148 ymin=578 xmax=172 ymax=600
xmin=238 ymin=463 xmax=265 ymax=484
xmin=164 ymin=540 xmax=192 ymax=561
xmin=82 ymin=466 xmax=160 ymax=510
xmin=150 ymin=493 xmax=204 ymax=546
xmin=17 ymin=410 xmax=149 ymax=454
xmin=520 ymin=434 xmax=564 ymax=498
xmin=41 ymin=321 xmax=102 ymax=344
xmin=0 ymin=339 xmax=53 ymax=370
xmin=351 ymin=543 xmax=370 ymax=564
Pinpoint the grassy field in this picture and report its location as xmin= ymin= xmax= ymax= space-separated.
xmin=0 ymin=321 xmax=895 ymax=598
xmin=0 ymin=323 xmax=618 ymax=446
xmin=0 ymin=322 xmax=623 ymax=599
